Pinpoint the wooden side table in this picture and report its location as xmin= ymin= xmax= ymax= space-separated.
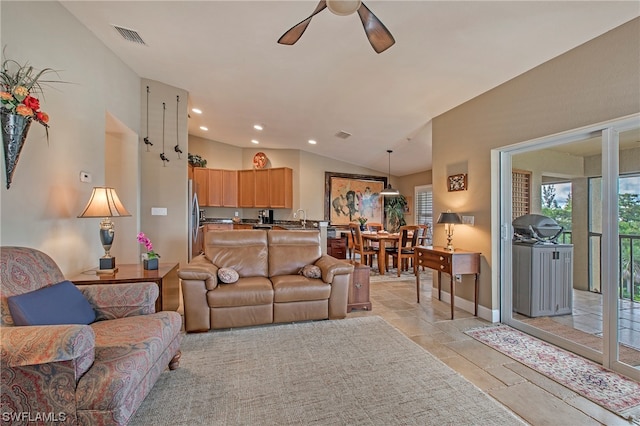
xmin=346 ymin=260 xmax=372 ymax=312
xmin=69 ymin=263 xmax=180 ymax=312
xmin=415 ymin=246 xmax=480 ymax=319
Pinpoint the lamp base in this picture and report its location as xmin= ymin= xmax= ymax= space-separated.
xmin=99 ymin=257 xmax=116 ymax=270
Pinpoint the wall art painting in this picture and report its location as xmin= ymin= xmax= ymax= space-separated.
xmin=324 ymin=172 xmax=386 ymax=226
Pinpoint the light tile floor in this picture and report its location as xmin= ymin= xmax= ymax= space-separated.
xmin=347 ymin=273 xmax=637 ymax=426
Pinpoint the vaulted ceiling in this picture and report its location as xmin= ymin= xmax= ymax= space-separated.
xmin=61 ymin=1 xmax=639 ymax=176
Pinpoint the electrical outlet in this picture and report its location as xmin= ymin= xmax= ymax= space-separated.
xmin=455 ymin=274 xmax=462 ymax=282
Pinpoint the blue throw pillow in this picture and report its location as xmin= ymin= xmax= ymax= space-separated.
xmin=7 ymin=280 xmax=96 ymax=326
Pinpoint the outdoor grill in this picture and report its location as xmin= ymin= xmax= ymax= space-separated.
xmin=512 ymin=214 xmax=563 ymax=244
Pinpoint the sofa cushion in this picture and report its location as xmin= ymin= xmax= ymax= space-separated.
xmin=8 ymin=280 xmax=96 ymax=326
xmin=218 ymin=267 xmax=239 ymax=284
xmin=268 ymin=231 xmax=322 ymax=277
xmin=207 ymin=277 xmax=273 ymax=308
xmin=205 ymin=230 xmax=269 ymax=278
xmin=271 ymin=275 xmax=331 ymax=303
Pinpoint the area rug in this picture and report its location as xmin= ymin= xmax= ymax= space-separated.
xmin=522 ymin=316 xmax=640 ymax=367
xmin=466 ymin=324 xmax=640 ymax=419
xmin=130 ymin=317 xmax=524 ymax=425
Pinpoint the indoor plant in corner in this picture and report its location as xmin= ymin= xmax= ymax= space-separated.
xmin=0 ymin=53 xmax=61 ymax=189
xmin=384 ymin=195 xmax=407 ymax=233
xmin=138 ymin=232 xmax=161 ymax=270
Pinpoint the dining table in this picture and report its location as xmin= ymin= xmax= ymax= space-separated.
xmin=360 ymin=231 xmax=401 ymax=275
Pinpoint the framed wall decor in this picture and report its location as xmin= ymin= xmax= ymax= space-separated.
xmin=324 ymin=172 xmax=386 ymax=226
xmin=448 ymin=173 xmax=467 ymax=192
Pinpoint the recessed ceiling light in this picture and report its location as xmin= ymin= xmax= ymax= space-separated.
xmin=192 ymin=108 xmax=202 ymax=114
xmin=308 ymin=139 xmax=317 ymax=145
xmin=199 ymin=126 xmax=208 ymax=131
xmin=253 ymin=124 xmax=263 ymax=131
xmin=251 ymin=139 xmax=259 ymax=144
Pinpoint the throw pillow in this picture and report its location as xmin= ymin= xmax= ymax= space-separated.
xmin=7 ymin=280 xmax=96 ymax=326
xmin=299 ymin=264 xmax=321 ymax=279
xmin=218 ymin=267 xmax=239 ymax=284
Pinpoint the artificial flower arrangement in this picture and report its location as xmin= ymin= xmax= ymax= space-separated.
xmin=137 ymin=232 xmax=161 ymax=260
xmin=0 ymin=55 xmax=60 ymax=132
xmin=357 ymin=216 xmax=368 ymax=226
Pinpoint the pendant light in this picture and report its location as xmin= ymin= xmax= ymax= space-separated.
xmin=380 ymin=149 xmax=399 ymax=196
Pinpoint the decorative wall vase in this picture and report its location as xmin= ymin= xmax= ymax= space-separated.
xmin=143 ymin=258 xmax=159 ymax=270
xmin=1 ymin=111 xmax=32 ymax=189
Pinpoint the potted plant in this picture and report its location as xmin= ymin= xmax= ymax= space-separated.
xmin=137 ymin=232 xmax=161 ymax=270
xmin=357 ymin=216 xmax=368 ymax=231
xmin=384 ymin=195 xmax=407 ymax=233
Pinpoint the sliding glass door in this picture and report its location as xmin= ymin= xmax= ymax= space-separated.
xmin=499 ymin=115 xmax=640 ymax=380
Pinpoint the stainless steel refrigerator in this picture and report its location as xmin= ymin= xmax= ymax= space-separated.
xmin=188 ymin=179 xmax=204 ymax=261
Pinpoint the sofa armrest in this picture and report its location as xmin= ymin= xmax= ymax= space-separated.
xmin=1 ymin=324 xmax=95 ymax=367
xmin=78 ymin=282 xmax=158 ymax=320
xmin=315 ymin=255 xmax=354 ymax=283
xmin=178 ymin=253 xmax=219 ymax=291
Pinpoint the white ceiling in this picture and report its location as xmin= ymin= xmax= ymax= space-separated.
xmin=61 ymin=1 xmax=639 ymax=176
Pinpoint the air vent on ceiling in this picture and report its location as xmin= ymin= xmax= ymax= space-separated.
xmin=112 ymin=25 xmax=147 ymax=45
xmin=335 ymin=131 xmax=352 ymax=140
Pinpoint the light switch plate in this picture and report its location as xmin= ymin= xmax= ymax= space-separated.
xmin=151 ymin=207 xmax=167 ymax=216
xmin=462 ymin=215 xmax=475 ymax=226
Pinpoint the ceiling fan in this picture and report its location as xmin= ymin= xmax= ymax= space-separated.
xmin=278 ymin=0 xmax=395 ymax=54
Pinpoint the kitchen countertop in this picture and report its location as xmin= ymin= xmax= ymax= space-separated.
xmin=201 ymin=218 xmax=319 ymax=231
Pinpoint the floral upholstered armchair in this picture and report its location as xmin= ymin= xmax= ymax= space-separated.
xmin=0 ymin=247 xmax=183 ymax=425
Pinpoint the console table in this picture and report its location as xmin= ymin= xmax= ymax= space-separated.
xmin=69 ymin=263 xmax=180 ymax=312
xmin=415 ymin=246 xmax=480 ymax=319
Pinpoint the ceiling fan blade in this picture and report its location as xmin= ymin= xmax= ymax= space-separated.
xmin=357 ymin=2 xmax=395 ymax=54
xmin=278 ymin=0 xmax=327 ymax=46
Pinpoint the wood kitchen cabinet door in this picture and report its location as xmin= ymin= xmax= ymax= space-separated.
xmin=222 ymin=170 xmax=238 ymax=207
xmin=193 ymin=167 xmax=209 ymax=206
xmin=254 ymin=169 xmax=270 ymax=207
xmin=269 ymin=167 xmax=292 ymax=208
xmin=238 ymin=170 xmax=255 ymax=207
xmin=207 ymin=169 xmax=223 ymax=207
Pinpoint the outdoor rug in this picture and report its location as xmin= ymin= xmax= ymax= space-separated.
xmin=466 ymin=324 xmax=640 ymax=420
xmin=130 ymin=316 xmax=524 ymax=425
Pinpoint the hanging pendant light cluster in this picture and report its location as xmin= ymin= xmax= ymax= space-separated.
xmin=380 ymin=149 xmax=399 ymax=196
xmin=144 ymin=86 xmax=184 ymax=164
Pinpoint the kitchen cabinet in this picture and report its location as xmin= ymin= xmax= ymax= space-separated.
xmin=193 ymin=167 xmax=209 ymax=206
xmin=238 ymin=170 xmax=255 ymax=207
xmin=255 ymin=169 xmax=270 ymax=208
xmin=207 ymin=169 xmax=223 ymax=207
xmin=269 ymin=167 xmax=292 ymax=208
xmin=222 ymin=170 xmax=238 ymax=207
xmin=237 ymin=167 xmax=292 ymax=208
xmin=205 ymin=223 xmax=233 ymax=232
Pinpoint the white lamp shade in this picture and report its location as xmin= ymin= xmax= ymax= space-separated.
xmin=78 ymin=187 xmax=131 ymax=218
xmin=326 ymin=0 xmax=362 ymax=16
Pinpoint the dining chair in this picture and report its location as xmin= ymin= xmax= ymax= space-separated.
xmin=367 ymin=222 xmax=384 ymax=232
xmin=349 ymin=222 xmax=377 ymax=268
xmin=386 ymin=225 xmax=419 ymax=277
xmin=417 ymin=224 xmax=430 ymax=246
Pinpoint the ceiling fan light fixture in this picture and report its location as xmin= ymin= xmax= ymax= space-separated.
xmin=326 ymin=0 xmax=362 ymax=16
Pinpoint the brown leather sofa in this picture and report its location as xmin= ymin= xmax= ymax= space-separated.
xmin=178 ymin=230 xmax=354 ymax=332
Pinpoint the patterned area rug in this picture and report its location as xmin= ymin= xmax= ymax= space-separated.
xmin=131 ymin=317 xmax=524 ymax=425
xmin=466 ymin=324 xmax=640 ymax=419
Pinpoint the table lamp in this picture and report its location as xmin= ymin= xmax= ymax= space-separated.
xmin=78 ymin=187 xmax=131 ymax=269
xmin=437 ymin=211 xmax=462 ymax=251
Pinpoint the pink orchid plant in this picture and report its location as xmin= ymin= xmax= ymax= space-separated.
xmin=137 ymin=232 xmax=160 ymax=260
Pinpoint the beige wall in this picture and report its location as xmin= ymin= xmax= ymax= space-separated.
xmin=0 ymin=1 xmax=141 ymax=275
xmin=140 ymin=79 xmax=189 ymax=267
xmin=432 ymin=18 xmax=640 ymax=316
